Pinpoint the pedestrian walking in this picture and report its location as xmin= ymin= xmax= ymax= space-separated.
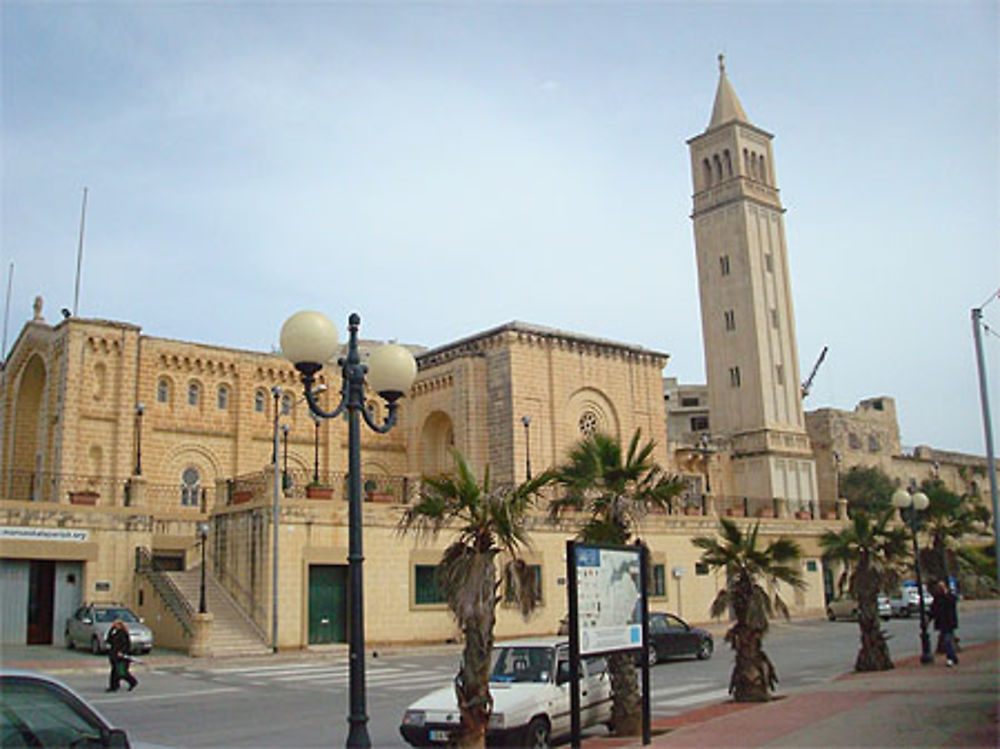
xmin=105 ymin=619 xmax=138 ymax=692
xmin=928 ymin=580 xmax=959 ymax=666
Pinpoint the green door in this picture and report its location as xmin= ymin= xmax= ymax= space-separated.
xmin=308 ymin=565 xmax=347 ymax=644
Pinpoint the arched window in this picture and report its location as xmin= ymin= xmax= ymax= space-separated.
xmin=724 ymin=149 xmax=733 ymax=177
xmin=156 ymin=378 xmax=170 ymax=404
xmin=743 ymin=148 xmax=750 ymax=175
xmin=217 ymin=385 xmax=229 ymax=410
xmin=713 ymin=154 xmax=723 ymax=181
xmin=281 ymin=393 xmax=292 ymax=415
xmin=578 ymin=410 xmax=600 ymax=437
xmin=254 ymin=389 xmax=266 ymax=413
xmin=181 ymin=467 xmax=201 ymax=507
xmin=702 ymin=158 xmax=712 ymax=187
xmin=759 ymin=155 xmax=767 ymax=184
xmin=187 ymin=381 xmax=201 ymax=407
xmin=750 ymin=153 xmax=758 ymax=179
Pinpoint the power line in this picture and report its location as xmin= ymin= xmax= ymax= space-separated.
xmin=979 ymin=287 xmax=1000 ymax=309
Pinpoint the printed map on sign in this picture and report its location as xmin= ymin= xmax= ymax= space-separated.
xmin=575 ymin=545 xmax=642 ymax=655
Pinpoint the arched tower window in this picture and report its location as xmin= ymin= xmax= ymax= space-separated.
xmin=713 ymin=154 xmax=723 ymax=181
xmin=156 ymin=378 xmax=171 ymax=404
xmin=750 ymin=152 xmax=758 ymax=179
xmin=217 ymin=385 xmax=229 ymax=410
xmin=187 ymin=381 xmax=201 ymax=407
xmin=702 ymin=158 xmax=712 ymax=187
xmin=724 ymin=149 xmax=733 ymax=177
xmin=759 ymin=155 xmax=767 ymax=184
xmin=181 ymin=467 xmax=201 ymax=507
xmin=254 ymin=389 xmax=266 ymax=413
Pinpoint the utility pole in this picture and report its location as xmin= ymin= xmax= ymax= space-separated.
xmin=971 ymin=307 xmax=999 ymax=588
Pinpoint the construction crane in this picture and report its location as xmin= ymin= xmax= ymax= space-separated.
xmin=801 ymin=345 xmax=828 ymax=398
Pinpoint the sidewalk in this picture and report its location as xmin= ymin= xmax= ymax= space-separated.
xmin=585 ymin=639 xmax=999 ymax=749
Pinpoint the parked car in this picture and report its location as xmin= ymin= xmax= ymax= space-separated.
xmin=888 ymin=584 xmax=934 ymax=618
xmin=645 ymin=612 xmax=713 ymax=665
xmin=1 ymin=669 xmax=133 ymax=747
xmin=400 ymin=638 xmax=612 ymax=748
xmin=826 ymin=594 xmax=891 ymax=621
xmin=65 ymin=604 xmax=154 ymax=655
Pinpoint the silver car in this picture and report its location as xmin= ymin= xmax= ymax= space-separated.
xmin=65 ymin=604 xmax=154 ymax=655
xmin=826 ymin=594 xmax=892 ymax=621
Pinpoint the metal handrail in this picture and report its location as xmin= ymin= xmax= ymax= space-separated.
xmin=134 ymin=547 xmax=194 ymax=636
xmin=204 ymin=545 xmax=268 ymax=638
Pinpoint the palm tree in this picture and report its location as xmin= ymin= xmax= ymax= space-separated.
xmin=819 ymin=509 xmax=909 ymax=672
xmin=692 ymin=519 xmax=804 ymax=702
xmin=397 ymin=451 xmax=552 ymax=749
xmin=549 ymin=429 xmax=686 ymax=736
xmin=918 ymin=478 xmax=991 ymax=585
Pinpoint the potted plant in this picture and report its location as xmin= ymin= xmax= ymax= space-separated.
xmin=306 ymin=482 xmax=333 ymax=500
xmin=69 ymin=490 xmax=99 ymax=505
xmin=231 ymin=489 xmax=253 ymax=504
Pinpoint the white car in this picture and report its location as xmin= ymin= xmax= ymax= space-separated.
xmin=889 ymin=585 xmax=934 ymax=618
xmin=826 ymin=594 xmax=892 ymax=621
xmin=400 ymin=638 xmax=613 ymax=748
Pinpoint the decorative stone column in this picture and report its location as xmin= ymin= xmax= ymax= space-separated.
xmin=126 ymin=476 xmax=146 ymax=508
xmin=189 ymin=612 xmax=214 ymax=658
xmin=777 ymin=497 xmax=791 ymax=519
xmin=836 ymin=498 xmax=849 ymax=520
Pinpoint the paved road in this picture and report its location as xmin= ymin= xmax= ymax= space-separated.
xmin=46 ymin=605 xmax=998 ymax=748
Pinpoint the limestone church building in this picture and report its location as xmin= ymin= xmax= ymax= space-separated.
xmin=1 ymin=60 xmax=989 ymax=653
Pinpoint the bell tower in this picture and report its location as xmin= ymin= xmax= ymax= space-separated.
xmin=687 ymin=55 xmax=817 ymax=509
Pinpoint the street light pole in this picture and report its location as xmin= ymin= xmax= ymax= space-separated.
xmin=892 ymin=487 xmax=933 ymax=664
xmin=521 ymin=415 xmax=532 ymax=480
xmin=281 ymin=310 xmax=417 ymax=749
xmin=312 ymin=413 xmax=321 ymax=484
xmin=271 ymin=386 xmax=281 ymax=653
xmin=134 ymin=403 xmax=145 ymax=476
xmin=198 ymin=523 xmax=209 ymax=614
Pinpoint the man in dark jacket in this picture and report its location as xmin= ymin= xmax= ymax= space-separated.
xmin=928 ymin=581 xmax=959 ymax=666
xmin=106 ymin=619 xmax=138 ymax=692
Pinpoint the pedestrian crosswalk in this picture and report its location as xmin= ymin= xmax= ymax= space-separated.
xmin=182 ymin=660 xmax=730 ymax=713
xmin=649 ymin=679 xmax=729 ymax=714
xmin=189 ymin=659 xmax=457 ymax=693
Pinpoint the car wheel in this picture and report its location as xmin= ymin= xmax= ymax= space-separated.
xmin=696 ymin=638 xmax=713 ymax=660
xmin=826 ymin=607 xmax=836 ymax=621
xmin=647 ymin=645 xmax=659 ymax=667
xmin=91 ymin=636 xmax=102 ymax=655
xmin=524 ymin=717 xmax=551 ymax=749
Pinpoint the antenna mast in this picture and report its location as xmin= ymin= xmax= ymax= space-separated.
xmin=73 ymin=187 xmax=88 ymax=317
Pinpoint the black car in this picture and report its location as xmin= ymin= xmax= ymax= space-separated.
xmin=645 ymin=612 xmax=713 ymax=665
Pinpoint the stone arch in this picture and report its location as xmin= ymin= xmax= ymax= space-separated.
xmin=419 ymin=410 xmax=455 ymax=476
xmin=565 ymin=387 xmax=620 ymax=443
xmin=9 ymin=353 xmax=48 ymax=499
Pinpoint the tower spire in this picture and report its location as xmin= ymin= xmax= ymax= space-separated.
xmin=708 ymin=53 xmax=749 ymax=129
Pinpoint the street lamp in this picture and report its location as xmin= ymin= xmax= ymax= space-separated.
xmin=134 ymin=403 xmax=145 ymax=476
xmin=281 ymin=424 xmax=291 ymax=491
xmin=197 ymin=522 xmax=210 ymax=614
xmin=281 ymin=310 xmax=417 ymax=749
xmin=521 ymin=415 xmax=532 ymax=480
xmin=271 ymin=385 xmax=282 ymax=653
xmin=311 ymin=412 xmax=322 ymax=484
xmin=892 ymin=487 xmax=933 ymax=664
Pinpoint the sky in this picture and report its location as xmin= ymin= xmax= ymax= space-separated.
xmin=2 ymin=1 xmax=998 ymax=456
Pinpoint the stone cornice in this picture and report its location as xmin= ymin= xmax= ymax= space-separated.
xmin=417 ymin=321 xmax=669 ymax=371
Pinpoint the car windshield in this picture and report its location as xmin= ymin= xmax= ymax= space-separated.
xmin=0 ymin=677 xmax=107 ymax=747
xmin=94 ymin=608 xmax=138 ymax=624
xmin=490 ymin=646 xmax=555 ymax=684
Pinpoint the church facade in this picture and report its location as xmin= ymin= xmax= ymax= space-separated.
xmin=0 ymin=61 xmax=990 ymax=653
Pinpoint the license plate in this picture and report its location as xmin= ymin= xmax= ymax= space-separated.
xmin=429 ymin=730 xmax=450 ymax=743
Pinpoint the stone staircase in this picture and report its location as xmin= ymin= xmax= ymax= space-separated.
xmin=165 ymin=567 xmax=271 ymax=657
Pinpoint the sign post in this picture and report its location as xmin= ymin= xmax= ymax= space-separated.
xmin=566 ymin=540 xmax=649 ymax=748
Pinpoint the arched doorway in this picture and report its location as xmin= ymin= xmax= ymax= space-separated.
xmin=419 ymin=411 xmax=454 ymax=476
xmin=10 ymin=354 xmax=48 ymax=501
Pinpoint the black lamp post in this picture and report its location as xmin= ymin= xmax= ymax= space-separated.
xmin=281 ymin=310 xmax=417 ymax=749
xmin=521 ymin=415 xmax=532 ymax=480
xmin=134 ymin=403 xmax=145 ymax=476
xmin=892 ymin=487 xmax=933 ymax=664
xmin=197 ymin=522 xmax=209 ymax=614
xmin=311 ymin=412 xmax=321 ymax=484
xmin=282 ymin=424 xmax=291 ymax=491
